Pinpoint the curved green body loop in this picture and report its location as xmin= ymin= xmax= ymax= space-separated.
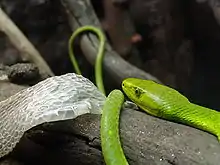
xmin=68 ymin=25 xmax=106 ymax=95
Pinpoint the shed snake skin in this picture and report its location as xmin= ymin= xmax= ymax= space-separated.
xmin=0 ymin=73 xmax=106 ymax=158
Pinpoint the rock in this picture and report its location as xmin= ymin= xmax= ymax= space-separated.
xmin=7 ymin=63 xmax=41 ymax=85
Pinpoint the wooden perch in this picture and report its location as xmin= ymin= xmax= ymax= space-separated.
xmin=8 ymin=108 xmax=220 ymax=165
xmin=0 ymin=8 xmax=54 ymax=77
xmin=61 ymin=0 xmax=162 ymax=85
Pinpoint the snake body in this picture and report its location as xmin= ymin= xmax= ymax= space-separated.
xmin=0 ymin=73 xmax=106 ymax=158
xmin=100 ymin=90 xmax=128 ymax=165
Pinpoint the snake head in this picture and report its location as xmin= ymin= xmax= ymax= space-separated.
xmin=122 ymin=78 xmax=189 ymax=117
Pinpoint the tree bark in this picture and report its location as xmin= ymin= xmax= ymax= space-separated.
xmin=8 ymin=109 xmax=220 ymax=165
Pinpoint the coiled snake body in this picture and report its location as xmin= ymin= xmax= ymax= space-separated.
xmin=0 ymin=73 xmax=106 ymax=158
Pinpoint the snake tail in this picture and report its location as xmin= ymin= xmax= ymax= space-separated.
xmin=68 ymin=25 xmax=106 ymax=95
xmin=101 ymin=89 xmax=129 ymax=165
xmin=122 ymin=78 xmax=220 ymax=140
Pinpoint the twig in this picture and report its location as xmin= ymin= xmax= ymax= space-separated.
xmin=0 ymin=7 xmax=54 ymax=77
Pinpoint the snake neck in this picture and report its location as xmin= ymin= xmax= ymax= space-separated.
xmin=161 ymin=102 xmax=220 ymax=140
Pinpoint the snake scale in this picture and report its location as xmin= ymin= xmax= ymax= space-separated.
xmin=0 ymin=73 xmax=106 ymax=158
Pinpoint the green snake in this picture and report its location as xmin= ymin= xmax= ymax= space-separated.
xmin=68 ymin=25 xmax=220 ymax=165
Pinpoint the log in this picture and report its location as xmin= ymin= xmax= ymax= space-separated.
xmin=7 ymin=109 xmax=220 ymax=165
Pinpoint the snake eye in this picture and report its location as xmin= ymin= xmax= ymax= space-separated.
xmin=135 ymin=88 xmax=141 ymax=97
